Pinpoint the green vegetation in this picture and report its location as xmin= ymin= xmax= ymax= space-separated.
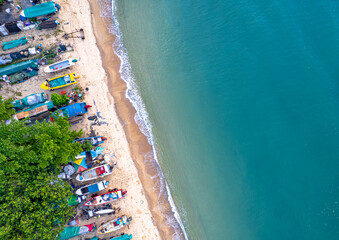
xmin=0 ymin=96 xmax=15 ymax=122
xmin=0 ymin=118 xmax=82 ymax=240
xmin=81 ymin=140 xmax=93 ymax=152
xmin=51 ymin=93 xmax=70 ymax=107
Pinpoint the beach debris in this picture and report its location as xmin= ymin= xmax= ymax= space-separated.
xmin=62 ymin=28 xmax=85 ymax=40
xmin=88 ymin=114 xmax=109 ymax=126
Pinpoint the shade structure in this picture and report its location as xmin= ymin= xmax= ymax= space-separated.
xmin=3 ymin=37 xmax=28 ymax=50
xmin=22 ymin=2 xmax=56 ymax=18
xmin=73 ymin=158 xmax=88 ymax=173
xmin=0 ymin=59 xmax=37 ymax=76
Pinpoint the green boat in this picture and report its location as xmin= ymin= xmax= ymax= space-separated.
xmin=12 ymin=93 xmax=48 ymax=110
xmin=13 ymin=101 xmax=54 ymax=120
xmin=59 ymin=223 xmax=95 ymax=240
xmin=110 ymin=234 xmax=133 ymax=240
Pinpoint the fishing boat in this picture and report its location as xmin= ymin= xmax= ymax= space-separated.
xmin=75 ymin=147 xmax=105 ymax=161
xmin=12 ymin=92 xmax=48 ymax=110
xmin=97 ymin=216 xmax=132 ymax=234
xmin=43 ymin=58 xmax=77 ymax=73
xmin=40 ymin=73 xmax=79 ymax=91
xmin=85 ymin=204 xmax=117 ymax=220
xmin=73 ymin=136 xmax=107 ymax=146
xmin=76 ymin=164 xmax=113 ymax=182
xmin=59 ymin=223 xmax=95 ymax=240
xmin=110 ymin=234 xmax=133 ymax=240
xmin=52 ymin=102 xmax=89 ymax=119
xmin=83 ymin=189 xmax=127 ymax=207
xmin=75 ymin=180 xmax=109 ymax=196
xmin=13 ymin=101 xmax=54 ymax=120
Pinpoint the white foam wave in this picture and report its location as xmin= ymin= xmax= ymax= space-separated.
xmin=97 ymin=1 xmax=188 ymax=239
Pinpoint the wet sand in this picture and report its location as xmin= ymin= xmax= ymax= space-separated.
xmin=88 ymin=0 xmax=184 ymax=239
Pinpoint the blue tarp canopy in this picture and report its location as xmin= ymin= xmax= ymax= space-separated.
xmin=110 ymin=234 xmax=133 ymax=240
xmin=3 ymin=37 xmax=28 ymax=50
xmin=0 ymin=60 xmax=38 ymax=76
xmin=88 ymin=184 xmax=99 ymax=193
xmin=22 ymin=2 xmax=56 ymax=18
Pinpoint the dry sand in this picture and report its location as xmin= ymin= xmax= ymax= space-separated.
xmin=1 ymin=0 xmax=185 ymax=239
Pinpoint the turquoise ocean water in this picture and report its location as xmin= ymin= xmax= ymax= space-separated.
xmin=100 ymin=0 xmax=339 ymax=239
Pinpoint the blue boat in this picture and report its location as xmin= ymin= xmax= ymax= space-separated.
xmin=75 ymin=180 xmax=109 ymax=196
xmin=76 ymin=147 xmax=105 ymax=161
xmin=52 ymin=102 xmax=90 ymax=119
xmin=73 ymin=136 xmax=107 ymax=146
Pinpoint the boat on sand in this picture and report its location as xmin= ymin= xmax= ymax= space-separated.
xmin=41 ymin=73 xmax=78 ymax=91
xmin=75 ymin=180 xmax=109 ymax=196
xmin=110 ymin=234 xmax=133 ymax=240
xmin=44 ymin=58 xmax=77 ymax=73
xmin=73 ymin=136 xmax=107 ymax=146
xmin=83 ymin=189 xmax=127 ymax=206
xmin=12 ymin=92 xmax=48 ymax=110
xmin=97 ymin=216 xmax=132 ymax=234
xmin=59 ymin=223 xmax=95 ymax=240
xmin=76 ymin=164 xmax=113 ymax=182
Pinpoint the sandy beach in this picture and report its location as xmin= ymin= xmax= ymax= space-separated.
xmin=1 ymin=0 xmax=183 ymax=239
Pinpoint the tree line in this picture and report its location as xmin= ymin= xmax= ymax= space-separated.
xmin=0 ymin=96 xmax=82 ymax=239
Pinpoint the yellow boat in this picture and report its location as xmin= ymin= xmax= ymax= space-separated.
xmin=40 ymin=73 xmax=79 ymax=90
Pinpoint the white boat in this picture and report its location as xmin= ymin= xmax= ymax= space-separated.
xmin=76 ymin=164 xmax=113 ymax=182
xmin=97 ymin=216 xmax=132 ymax=234
xmin=75 ymin=180 xmax=109 ymax=196
xmin=86 ymin=205 xmax=117 ymax=219
xmin=83 ymin=189 xmax=127 ymax=206
xmin=43 ymin=58 xmax=77 ymax=73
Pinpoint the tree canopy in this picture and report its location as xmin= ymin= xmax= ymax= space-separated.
xmin=0 ymin=96 xmax=15 ymax=121
xmin=51 ymin=93 xmax=70 ymax=107
xmin=0 ymin=118 xmax=82 ymax=240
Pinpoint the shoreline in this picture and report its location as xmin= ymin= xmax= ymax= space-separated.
xmin=88 ymin=0 xmax=186 ymax=239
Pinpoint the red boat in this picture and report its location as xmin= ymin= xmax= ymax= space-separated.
xmin=83 ymin=189 xmax=127 ymax=206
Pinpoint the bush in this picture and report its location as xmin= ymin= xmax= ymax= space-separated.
xmin=0 ymin=96 xmax=15 ymax=122
xmin=81 ymin=140 xmax=92 ymax=152
xmin=51 ymin=93 xmax=69 ymax=107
